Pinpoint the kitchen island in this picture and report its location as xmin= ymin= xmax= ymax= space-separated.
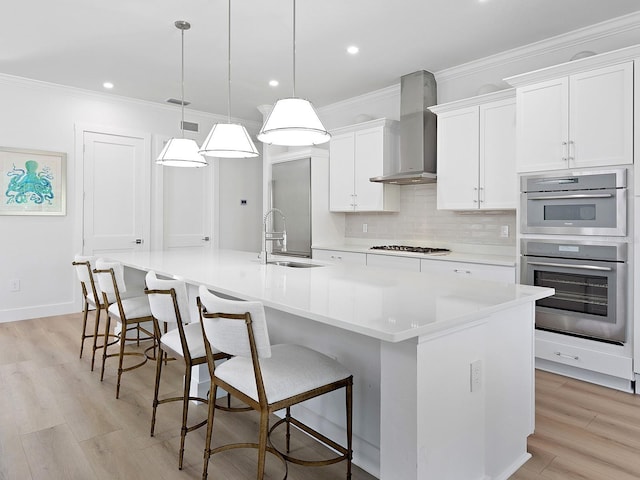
xmin=105 ymin=248 xmax=553 ymax=480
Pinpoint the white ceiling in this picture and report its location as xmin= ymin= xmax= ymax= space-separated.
xmin=4 ymin=1 xmax=640 ymax=122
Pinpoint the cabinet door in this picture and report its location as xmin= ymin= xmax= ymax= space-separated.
xmin=312 ymin=249 xmax=367 ymax=266
xmin=516 ymin=77 xmax=569 ymax=173
xmin=570 ymin=62 xmax=633 ymax=168
xmin=480 ymin=99 xmax=517 ymax=209
xmin=366 ymin=254 xmax=421 ymax=272
xmin=420 ymin=259 xmax=515 ymax=283
xmin=436 ymin=107 xmax=480 ymax=209
xmin=353 ymin=127 xmax=386 ymax=211
xmin=329 ymin=132 xmax=356 ymax=211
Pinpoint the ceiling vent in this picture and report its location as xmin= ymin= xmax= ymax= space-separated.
xmin=166 ymin=98 xmax=191 ymax=106
xmin=181 ymin=120 xmax=199 ymax=132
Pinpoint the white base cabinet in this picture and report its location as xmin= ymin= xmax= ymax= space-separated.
xmin=430 ymin=90 xmax=517 ymax=210
xmin=420 ymin=259 xmax=515 ymax=283
xmin=312 ymin=248 xmax=367 ymax=266
xmin=329 ymin=119 xmax=400 ymax=212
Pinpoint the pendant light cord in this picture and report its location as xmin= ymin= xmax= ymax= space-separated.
xmin=292 ymin=0 xmax=296 ymax=98
xmin=227 ymin=0 xmax=232 ymax=123
xmin=180 ymin=24 xmax=186 ymax=138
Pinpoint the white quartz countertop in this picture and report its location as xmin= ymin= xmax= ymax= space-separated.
xmin=312 ymin=244 xmax=516 ymax=267
xmin=107 ymin=248 xmax=551 ymax=343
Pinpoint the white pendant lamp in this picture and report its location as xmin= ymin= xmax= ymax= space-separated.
xmin=257 ymin=0 xmax=330 ymax=146
xmin=199 ymin=0 xmax=258 ymax=158
xmin=157 ymin=21 xmax=207 ymax=167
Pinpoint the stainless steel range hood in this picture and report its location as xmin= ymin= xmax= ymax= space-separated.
xmin=370 ymin=70 xmax=437 ymax=185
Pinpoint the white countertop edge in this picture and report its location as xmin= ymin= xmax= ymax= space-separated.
xmin=312 ymin=244 xmax=516 ymax=267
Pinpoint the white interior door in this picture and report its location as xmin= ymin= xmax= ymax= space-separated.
xmin=83 ymin=129 xmax=150 ymax=255
xmin=163 ymin=159 xmax=213 ymax=249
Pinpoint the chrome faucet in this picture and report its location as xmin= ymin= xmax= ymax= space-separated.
xmin=261 ymin=208 xmax=287 ymax=264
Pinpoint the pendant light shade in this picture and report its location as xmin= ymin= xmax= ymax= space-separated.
xmin=156 ymin=20 xmax=207 ymax=167
xmin=200 ymin=123 xmax=259 ymax=158
xmin=257 ymin=98 xmax=330 ymax=146
xmin=257 ymin=0 xmax=330 ymax=147
xmin=156 ymin=137 xmax=207 ymax=167
xmin=199 ymin=0 xmax=258 ymax=159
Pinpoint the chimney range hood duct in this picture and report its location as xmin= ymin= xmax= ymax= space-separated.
xmin=370 ymin=70 xmax=437 ymax=185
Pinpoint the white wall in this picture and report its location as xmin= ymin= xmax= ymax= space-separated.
xmin=0 ymin=75 xmax=262 ymax=322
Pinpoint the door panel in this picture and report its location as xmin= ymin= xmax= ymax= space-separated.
xmin=83 ymin=130 xmax=150 ymax=255
xmin=164 ymin=164 xmax=212 ymax=249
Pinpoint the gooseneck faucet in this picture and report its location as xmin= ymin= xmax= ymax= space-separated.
xmin=261 ymin=208 xmax=287 ymax=264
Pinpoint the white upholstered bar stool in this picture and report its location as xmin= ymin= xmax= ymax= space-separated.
xmin=72 ymin=254 xmax=112 ymax=370
xmin=197 ymin=286 xmax=353 ymax=480
xmin=145 ymin=271 xmax=234 ymax=470
xmin=94 ymin=259 xmax=155 ymax=399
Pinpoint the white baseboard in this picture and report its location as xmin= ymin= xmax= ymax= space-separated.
xmin=0 ymin=301 xmax=78 ymax=323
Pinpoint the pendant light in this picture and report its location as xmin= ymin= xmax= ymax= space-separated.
xmin=156 ymin=21 xmax=207 ymax=167
xmin=199 ymin=0 xmax=258 ymax=158
xmin=257 ymin=0 xmax=330 ymax=146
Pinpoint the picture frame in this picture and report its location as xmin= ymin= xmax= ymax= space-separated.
xmin=0 ymin=146 xmax=66 ymax=216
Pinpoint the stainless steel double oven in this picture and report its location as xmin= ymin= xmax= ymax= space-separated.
xmin=520 ymin=168 xmax=629 ymax=344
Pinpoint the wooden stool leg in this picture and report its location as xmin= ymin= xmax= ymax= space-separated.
xmin=116 ymin=321 xmax=127 ymax=399
xmin=257 ymin=410 xmax=269 ymax=480
xmin=79 ymin=300 xmax=89 ymax=359
xmin=346 ymin=382 xmax=353 ymax=480
xmin=150 ymin=345 xmax=164 ymax=437
xmin=178 ymin=362 xmax=192 ymax=470
xmin=202 ymin=385 xmax=218 ymax=480
xmin=100 ymin=315 xmax=112 ymax=382
xmin=90 ymin=307 xmax=102 ymax=371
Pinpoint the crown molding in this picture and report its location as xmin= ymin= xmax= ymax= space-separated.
xmin=318 ymin=11 xmax=640 ymax=116
xmin=436 ymin=11 xmax=640 ymax=83
xmin=429 ymin=88 xmax=515 ymax=114
xmin=319 ymin=83 xmax=400 ymax=116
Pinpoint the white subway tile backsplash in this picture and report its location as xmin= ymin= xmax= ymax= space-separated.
xmin=345 ymin=184 xmax=516 ymax=248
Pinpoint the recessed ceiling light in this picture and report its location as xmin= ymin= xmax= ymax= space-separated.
xmin=269 ymin=80 xmax=279 ymax=87
xmin=347 ymin=45 xmax=359 ymax=55
xmin=103 ymin=82 xmax=114 ymax=89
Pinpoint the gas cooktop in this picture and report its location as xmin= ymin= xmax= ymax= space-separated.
xmin=370 ymin=245 xmax=451 ymax=255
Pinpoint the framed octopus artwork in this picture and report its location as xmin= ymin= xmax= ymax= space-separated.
xmin=0 ymin=147 xmax=66 ymax=215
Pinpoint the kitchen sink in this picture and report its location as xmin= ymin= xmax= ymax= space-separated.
xmin=267 ymin=261 xmax=323 ymax=268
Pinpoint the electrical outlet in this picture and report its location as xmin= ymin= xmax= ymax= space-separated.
xmin=9 ymin=279 xmax=20 ymax=292
xmin=500 ymin=225 xmax=509 ymax=238
xmin=470 ymin=360 xmax=482 ymax=392
xmin=362 ymin=223 xmax=368 ymax=233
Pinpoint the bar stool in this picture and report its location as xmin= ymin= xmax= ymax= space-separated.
xmin=145 ymin=271 xmax=234 ymax=470
xmin=94 ymin=259 xmax=155 ymax=399
xmin=72 ymin=254 xmax=111 ymax=370
xmin=197 ymin=286 xmax=353 ymax=480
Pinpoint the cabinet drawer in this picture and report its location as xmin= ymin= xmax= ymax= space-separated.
xmin=420 ymin=259 xmax=515 ymax=283
xmin=366 ymin=254 xmax=421 ymax=272
xmin=536 ymin=337 xmax=633 ymax=380
xmin=312 ymin=249 xmax=366 ymax=266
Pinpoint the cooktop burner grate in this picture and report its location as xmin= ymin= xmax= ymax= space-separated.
xmin=370 ymin=245 xmax=450 ymax=254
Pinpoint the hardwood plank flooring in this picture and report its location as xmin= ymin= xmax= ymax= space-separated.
xmin=3 ymin=312 xmax=640 ymax=479
xmin=511 ymin=369 xmax=640 ymax=479
xmin=0 ymin=313 xmax=374 ymax=480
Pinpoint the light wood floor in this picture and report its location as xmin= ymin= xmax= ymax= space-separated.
xmin=2 ymin=313 xmax=640 ymax=479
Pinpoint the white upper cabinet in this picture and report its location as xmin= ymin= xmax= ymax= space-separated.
xmin=430 ymin=90 xmax=516 ymax=210
xmin=508 ymin=60 xmax=633 ymax=173
xmin=329 ymin=119 xmax=400 ymax=212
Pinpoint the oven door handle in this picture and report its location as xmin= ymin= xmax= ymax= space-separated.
xmin=527 ymin=261 xmax=613 ymax=272
xmin=527 ymin=193 xmax=613 ymax=200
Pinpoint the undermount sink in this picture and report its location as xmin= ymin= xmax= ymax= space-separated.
xmin=267 ymin=260 xmax=323 ymax=268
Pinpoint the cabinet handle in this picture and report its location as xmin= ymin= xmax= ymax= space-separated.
xmin=330 ymin=255 xmax=342 ymax=260
xmin=453 ymin=269 xmax=472 ymax=274
xmin=202 ymin=236 xmax=210 ymax=241
xmin=554 ymin=351 xmax=579 ymax=361
xmin=561 ymin=141 xmax=568 ymax=162
xmin=568 ymin=140 xmax=575 ymax=161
